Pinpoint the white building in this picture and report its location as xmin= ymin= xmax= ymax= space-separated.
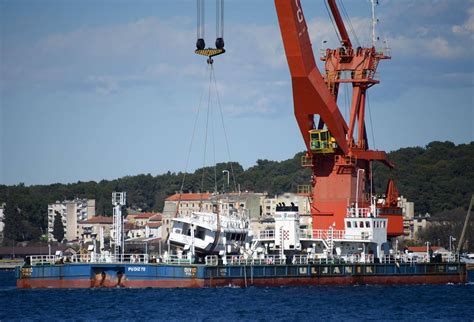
xmin=0 ymin=203 xmax=5 ymax=241
xmin=78 ymin=216 xmax=113 ymax=244
xmin=47 ymin=199 xmax=95 ymax=242
xmin=398 ymin=196 xmax=415 ymax=238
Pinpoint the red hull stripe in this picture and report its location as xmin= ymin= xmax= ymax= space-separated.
xmin=17 ymin=274 xmax=466 ymax=288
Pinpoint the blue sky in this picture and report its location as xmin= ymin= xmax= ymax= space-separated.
xmin=1 ymin=0 xmax=473 ymax=185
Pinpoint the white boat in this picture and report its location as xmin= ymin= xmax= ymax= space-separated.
xmin=460 ymin=253 xmax=474 ymax=264
xmin=168 ymin=203 xmax=250 ymax=255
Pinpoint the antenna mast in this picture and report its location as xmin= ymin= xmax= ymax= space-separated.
xmin=371 ymin=0 xmax=379 ymax=47
xmin=112 ymin=192 xmax=126 ymax=260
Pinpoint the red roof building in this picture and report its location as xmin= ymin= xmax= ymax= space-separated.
xmin=134 ymin=212 xmax=156 ymax=219
xmin=407 ymin=246 xmax=442 ymax=253
xmin=166 ymin=193 xmax=212 ymax=202
xmin=149 ymin=214 xmax=162 ymax=222
xmin=78 ymin=215 xmax=113 ymax=225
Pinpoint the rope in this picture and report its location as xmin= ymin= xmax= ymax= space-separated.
xmin=366 ymin=91 xmax=376 ymax=150
xmin=343 ymin=82 xmax=349 ymax=121
xmin=339 ymin=0 xmax=361 ymax=47
xmin=200 ymin=65 xmax=214 ymax=201
xmin=324 ymin=0 xmax=341 ymax=45
xmin=177 ymin=64 xmax=210 ymax=216
xmin=221 ymin=0 xmax=224 ymax=39
xmin=215 ymin=0 xmax=224 ymax=39
xmin=210 ymin=85 xmax=217 ymax=194
xmin=211 ymin=65 xmax=238 ymax=193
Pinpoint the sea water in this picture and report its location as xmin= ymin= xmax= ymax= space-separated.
xmin=1 ymin=271 xmax=473 ymax=321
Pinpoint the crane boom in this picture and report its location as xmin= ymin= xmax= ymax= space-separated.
xmin=275 ymin=0 xmax=348 ymax=154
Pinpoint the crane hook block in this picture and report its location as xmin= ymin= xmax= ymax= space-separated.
xmin=195 ymin=47 xmax=225 ymax=58
xmin=195 ymin=38 xmax=225 ymax=58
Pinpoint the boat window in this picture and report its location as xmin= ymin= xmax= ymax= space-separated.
xmin=354 ymin=221 xmax=358 ymax=228
xmin=360 ymin=221 xmax=364 ymax=228
xmin=365 ymin=221 xmax=370 ymax=228
xmin=311 ymin=133 xmax=319 ymax=139
xmin=320 ymin=131 xmax=328 ymax=140
xmin=347 ymin=221 xmax=351 ymax=228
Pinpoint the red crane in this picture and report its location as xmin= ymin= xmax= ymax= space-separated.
xmin=274 ymin=0 xmax=403 ymax=237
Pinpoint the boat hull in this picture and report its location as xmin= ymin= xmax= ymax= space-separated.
xmin=16 ymin=262 xmax=467 ymax=288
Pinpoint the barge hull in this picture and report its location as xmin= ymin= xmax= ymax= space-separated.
xmin=16 ymin=262 xmax=468 ymax=288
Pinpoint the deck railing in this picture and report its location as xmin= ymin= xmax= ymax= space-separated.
xmin=28 ymin=253 xmax=150 ymax=266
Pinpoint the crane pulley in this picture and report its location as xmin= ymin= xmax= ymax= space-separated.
xmin=195 ymin=0 xmax=225 ymax=64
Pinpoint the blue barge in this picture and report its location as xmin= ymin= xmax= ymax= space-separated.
xmin=16 ymin=258 xmax=467 ymax=288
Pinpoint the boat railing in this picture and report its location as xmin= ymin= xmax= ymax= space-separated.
xmin=205 ymin=255 xmax=219 ymax=266
xmin=343 ymin=232 xmax=373 ymax=241
xmin=292 ymin=255 xmax=309 ymax=264
xmin=28 ymin=253 xmax=151 ymax=265
xmin=29 ymin=255 xmax=58 ymax=266
xmin=161 ymin=254 xmax=193 ymax=265
xmin=346 ymin=207 xmax=377 ymax=218
xmin=312 ymin=229 xmax=345 ymax=240
xmin=224 ymin=254 xmax=285 ymax=266
xmin=379 ymin=253 xmax=460 ymax=264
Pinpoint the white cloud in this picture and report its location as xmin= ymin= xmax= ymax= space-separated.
xmin=388 ymin=35 xmax=466 ymax=59
xmin=452 ymin=7 xmax=474 ymax=39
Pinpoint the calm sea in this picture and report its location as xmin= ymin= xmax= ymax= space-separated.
xmin=0 ymin=271 xmax=473 ymax=321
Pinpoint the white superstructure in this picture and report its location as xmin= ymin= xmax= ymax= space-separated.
xmin=253 ymin=197 xmax=389 ymax=262
xmin=168 ymin=199 xmax=250 ymax=257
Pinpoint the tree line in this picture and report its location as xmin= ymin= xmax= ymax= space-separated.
xmin=1 ymin=141 xmax=472 ymax=245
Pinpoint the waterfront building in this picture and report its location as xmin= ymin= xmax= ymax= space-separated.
xmin=124 ymin=212 xmax=163 ymax=240
xmin=0 ymin=203 xmax=5 ymax=242
xmin=47 ymin=199 xmax=96 ymax=242
xmin=413 ymin=213 xmax=431 ymax=239
xmin=78 ymin=216 xmax=113 ymax=244
xmin=398 ymin=196 xmax=415 ymax=238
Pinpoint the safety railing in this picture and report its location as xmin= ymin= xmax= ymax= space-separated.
xmin=346 ymin=207 xmax=378 ymax=218
xmin=224 ymin=254 xmax=285 ymax=266
xmin=161 ymin=254 xmax=193 ymax=265
xmin=205 ymin=255 xmax=219 ymax=266
xmin=28 ymin=253 xmax=150 ymax=266
xmin=312 ymin=229 xmax=345 ymax=239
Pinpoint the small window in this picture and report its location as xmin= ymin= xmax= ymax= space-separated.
xmin=354 ymin=221 xmax=358 ymax=228
xmin=347 ymin=221 xmax=352 ymax=228
xmin=360 ymin=221 xmax=364 ymax=228
xmin=365 ymin=221 xmax=370 ymax=228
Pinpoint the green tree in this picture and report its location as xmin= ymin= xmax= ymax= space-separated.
xmin=52 ymin=211 xmax=65 ymax=242
xmin=3 ymin=201 xmax=24 ymax=243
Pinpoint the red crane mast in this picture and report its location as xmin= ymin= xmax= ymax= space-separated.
xmin=274 ymin=0 xmax=403 ymax=237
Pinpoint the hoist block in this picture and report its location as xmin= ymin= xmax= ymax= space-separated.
xmin=195 ymin=48 xmax=225 ymax=58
